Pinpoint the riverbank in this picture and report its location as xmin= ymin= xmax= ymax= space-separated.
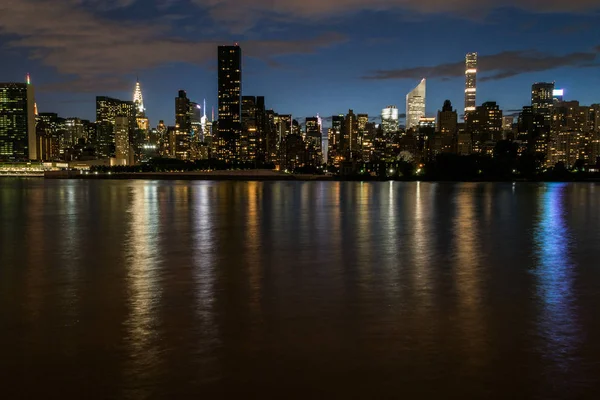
xmin=44 ymin=169 xmax=334 ymax=181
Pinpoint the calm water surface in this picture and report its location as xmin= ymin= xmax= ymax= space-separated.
xmin=1 ymin=179 xmax=600 ymax=399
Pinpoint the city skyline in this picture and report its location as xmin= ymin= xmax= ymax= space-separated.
xmin=1 ymin=1 xmax=600 ymax=125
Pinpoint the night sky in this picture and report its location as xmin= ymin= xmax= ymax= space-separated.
xmin=1 ymin=0 xmax=599 ymax=125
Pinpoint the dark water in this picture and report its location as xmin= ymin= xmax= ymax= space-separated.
xmin=1 ymin=179 xmax=600 ymax=399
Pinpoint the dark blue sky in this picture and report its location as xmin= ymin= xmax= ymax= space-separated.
xmin=1 ymin=0 xmax=599 ymax=125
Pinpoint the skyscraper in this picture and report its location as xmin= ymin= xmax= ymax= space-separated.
xmin=531 ymin=82 xmax=555 ymax=127
xmin=343 ymin=110 xmax=358 ymax=156
xmin=217 ymin=45 xmax=242 ymax=162
xmin=133 ymin=79 xmax=149 ymax=130
xmin=175 ymin=90 xmax=192 ymax=160
xmin=381 ymin=106 xmax=399 ymax=135
xmin=95 ymin=96 xmax=136 ymax=159
xmin=0 ymin=79 xmax=36 ymax=161
xmin=406 ymin=79 xmax=426 ymax=131
xmin=464 ymin=53 xmax=477 ymax=116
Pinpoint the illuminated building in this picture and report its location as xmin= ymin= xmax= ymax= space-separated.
xmin=241 ymin=96 xmax=260 ymax=162
xmin=437 ymin=100 xmax=457 ymax=136
xmin=357 ymin=113 xmax=368 ymax=146
xmin=406 ymin=79 xmax=426 ymax=131
xmin=0 ymin=78 xmax=36 ymax=161
xmin=36 ymin=112 xmax=61 ymax=161
xmin=96 ymin=96 xmax=136 ymax=159
xmin=114 ymin=116 xmax=132 ymax=165
xmin=553 ymin=89 xmax=564 ymax=103
xmin=276 ymin=114 xmax=292 ymax=141
xmin=343 ymin=109 xmax=358 ymax=157
xmin=464 ymin=53 xmax=477 ymax=116
xmin=381 ymin=106 xmax=398 ymax=135
xmin=305 ymin=116 xmax=321 ymax=147
xmin=175 ymin=90 xmax=192 ymax=160
xmin=470 ymin=101 xmax=503 ymax=151
xmin=217 ymin=45 xmax=242 ymax=162
xmin=532 ymin=82 xmax=555 ymax=127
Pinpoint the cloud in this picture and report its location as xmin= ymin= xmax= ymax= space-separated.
xmin=189 ymin=0 xmax=600 ymax=31
xmin=361 ymin=48 xmax=600 ymax=81
xmin=0 ymin=0 xmax=344 ymax=92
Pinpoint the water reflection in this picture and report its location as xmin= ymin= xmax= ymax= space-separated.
xmin=124 ymin=183 xmax=162 ymax=391
xmin=534 ymin=184 xmax=580 ymax=375
xmin=452 ymin=184 xmax=488 ymax=369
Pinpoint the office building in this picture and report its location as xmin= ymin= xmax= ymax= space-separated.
xmin=470 ymin=101 xmax=503 ymax=150
xmin=437 ymin=100 xmax=458 ymax=136
xmin=406 ymin=79 xmax=426 ymax=131
xmin=343 ymin=109 xmax=358 ymax=156
xmin=175 ymin=90 xmax=193 ymax=160
xmin=95 ymin=96 xmax=136 ymax=159
xmin=381 ymin=106 xmax=399 ymax=135
xmin=532 ymin=82 xmax=555 ymax=128
xmin=464 ymin=53 xmax=477 ymax=115
xmin=217 ymin=45 xmax=242 ymax=162
xmin=0 ymin=80 xmax=36 ymax=161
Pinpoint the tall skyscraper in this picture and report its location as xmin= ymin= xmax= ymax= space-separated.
xmin=175 ymin=90 xmax=193 ymax=160
xmin=464 ymin=53 xmax=477 ymax=116
xmin=241 ymin=95 xmax=258 ymax=162
xmin=0 ymin=79 xmax=36 ymax=161
xmin=217 ymin=45 xmax=242 ymax=162
xmin=133 ymin=79 xmax=145 ymax=116
xmin=341 ymin=110 xmax=359 ymax=157
xmin=381 ymin=105 xmax=399 ymax=135
xmin=95 ymin=96 xmax=136 ymax=159
xmin=406 ymin=79 xmax=426 ymax=131
xmin=133 ymin=79 xmax=149 ymax=130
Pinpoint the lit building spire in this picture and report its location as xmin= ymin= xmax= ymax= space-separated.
xmin=26 ymin=73 xmax=31 ymax=85
xmin=133 ymin=78 xmax=145 ymax=116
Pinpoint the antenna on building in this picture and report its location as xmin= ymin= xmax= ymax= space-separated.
xmin=26 ymin=73 xmax=31 ymax=85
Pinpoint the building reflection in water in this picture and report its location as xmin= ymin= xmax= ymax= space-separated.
xmin=245 ymin=182 xmax=263 ymax=323
xmin=412 ymin=182 xmax=434 ymax=308
xmin=534 ymin=183 xmax=580 ymax=374
xmin=452 ymin=183 xmax=488 ymax=368
xmin=124 ymin=183 xmax=162 ymax=387
xmin=192 ymin=183 xmax=220 ymax=377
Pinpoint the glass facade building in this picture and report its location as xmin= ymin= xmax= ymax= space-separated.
xmin=406 ymin=79 xmax=426 ymax=131
xmin=0 ymin=82 xmax=36 ymax=161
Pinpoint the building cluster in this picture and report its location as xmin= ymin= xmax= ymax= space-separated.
xmin=1 ymin=49 xmax=599 ymax=172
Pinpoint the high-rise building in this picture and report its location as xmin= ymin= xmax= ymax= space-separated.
xmin=175 ymin=90 xmax=193 ymax=160
xmin=406 ymin=79 xmax=426 ymax=131
xmin=305 ymin=117 xmax=321 ymax=147
xmin=464 ymin=53 xmax=477 ymax=115
xmin=381 ymin=106 xmax=399 ymax=135
xmin=133 ymin=79 xmax=149 ymax=131
xmin=437 ymin=100 xmax=457 ymax=136
xmin=95 ymin=96 xmax=136 ymax=159
xmin=470 ymin=101 xmax=503 ymax=150
xmin=342 ymin=110 xmax=358 ymax=156
xmin=217 ymin=45 xmax=242 ymax=162
xmin=0 ymin=80 xmax=36 ymax=161
xmin=241 ymin=96 xmax=258 ymax=162
xmin=36 ymin=112 xmax=62 ymax=161
xmin=532 ymin=82 xmax=555 ymax=127
xmin=114 ymin=116 xmax=133 ymax=165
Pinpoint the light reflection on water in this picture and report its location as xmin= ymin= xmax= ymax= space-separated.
xmin=1 ymin=180 xmax=600 ymax=398
xmin=533 ymin=183 xmax=582 ymax=388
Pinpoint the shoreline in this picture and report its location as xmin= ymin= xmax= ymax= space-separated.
xmin=39 ymin=170 xmax=600 ymax=183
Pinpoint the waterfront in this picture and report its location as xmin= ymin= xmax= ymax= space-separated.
xmin=1 ymin=180 xmax=600 ymax=398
